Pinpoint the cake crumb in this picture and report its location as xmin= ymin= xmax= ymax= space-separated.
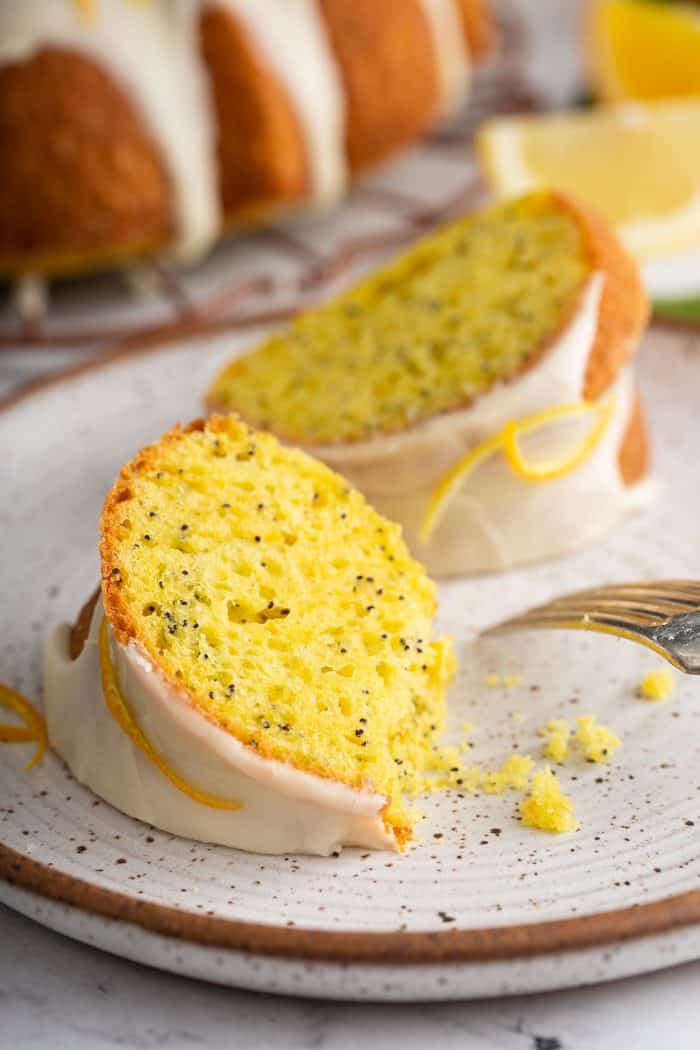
xmin=481 ymin=753 xmax=534 ymax=794
xmin=520 ymin=767 xmax=578 ymax=833
xmin=511 ymin=711 xmax=525 ymax=722
xmin=540 ymin=719 xmax=571 ymax=763
xmin=482 ymin=673 xmax=524 ymax=688
xmin=638 ymin=667 xmax=675 ymax=701
xmin=574 ymin=715 xmax=621 ymax=763
xmin=537 ymin=714 xmax=620 ymax=765
xmin=461 ymin=721 xmax=475 ymax=734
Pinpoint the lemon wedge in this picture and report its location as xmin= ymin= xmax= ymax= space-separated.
xmin=0 ymin=683 xmax=48 ymax=770
xmin=588 ymin=0 xmax=700 ymax=103
xmin=477 ymin=99 xmax=700 ymax=260
xmin=99 ymin=619 xmax=243 ymax=811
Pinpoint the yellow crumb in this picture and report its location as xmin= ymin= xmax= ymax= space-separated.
xmin=511 ymin=711 xmax=525 ymax=722
xmin=539 ymin=719 xmax=571 ymax=764
xmin=481 ymin=754 xmax=534 ymax=794
xmin=482 ymin=673 xmax=524 ymax=688
xmin=638 ymin=667 xmax=675 ymax=701
xmin=574 ymin=715 xmax=621 ymax=763
xmin=437 ymin=752 xmax=533 ymax=794
xmin=520 ymin=767 xmax=578 ymax=833
xmin=461 ymin=721 xmax=475 ymax=734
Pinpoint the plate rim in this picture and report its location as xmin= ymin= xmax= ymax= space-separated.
xmin=4 ymin=333 xmax=700 ymax=968
xmin=3 ymin=841 xmax=700 ymax=964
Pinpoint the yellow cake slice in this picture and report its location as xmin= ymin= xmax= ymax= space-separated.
xmin=208 ymin=192 xmax=651 ymax=577
xmin=43 ymin=415 xmax=455 ymax=854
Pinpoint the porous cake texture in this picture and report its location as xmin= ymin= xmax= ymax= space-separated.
xmin=101 ymin=415 xmax=455 ymax=841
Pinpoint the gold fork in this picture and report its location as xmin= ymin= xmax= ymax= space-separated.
xmin=482 ymin=580 xmax=700 ymax=673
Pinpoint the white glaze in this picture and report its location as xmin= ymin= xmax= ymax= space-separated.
xmin=43 ymin=598 xmax=396 ymax=856
xmin=0 ymin=0 xmax=220 ymax=261
xmin=212 ymin=0 xmax=347 ymax=206
xmin=416 ymin=0 xmax=471 ymax=113
xmin=314 ymin=275 xmax=652 ymax=576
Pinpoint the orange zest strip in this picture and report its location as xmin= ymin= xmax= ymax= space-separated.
xmin=502 ymin=399 xmax=617 ymax=482
xmin=0 ymin=684 xmax=48 ymax=771
xmin=99 ymin=618 xmax=243 ymax=811
xmin=421 ymin=399 xmax=617 ymax=542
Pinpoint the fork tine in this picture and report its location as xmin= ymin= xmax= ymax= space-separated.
xmin=546 ymin=585 xmax=700 ymax=607
xmin=549 ymin=581 xmax=700 ymax=605
xmin=544 ymin=596 xmax=691 ymax=621
xmin=482 ymin=610 xmax=595 ymax=635
xmin=584 ymin=610 xmax=663 ymax=630
xmin=491 ymin=597 xmax=665 ymax=625
xmin=484 ymin=614 xmax=684 ymax=669
xmin=481 ymin=581 xmax=700 ymax=672
xmin=483 ymin=607 xmax=658 ymax=635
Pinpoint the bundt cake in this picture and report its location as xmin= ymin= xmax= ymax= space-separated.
xmin=0 ymin=0 xmax=493 ymax=277
xmin=43 ymin=415 xmax=457 ymax=855
xmin=208 ymin=191 xmax=651 ymax=577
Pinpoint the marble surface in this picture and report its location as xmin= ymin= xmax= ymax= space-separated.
xmin=1 ymin=903 xmax=697 ymax=1049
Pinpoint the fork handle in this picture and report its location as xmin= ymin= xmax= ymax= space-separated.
xmin=650 ymin=611 xmax=700 ymax=674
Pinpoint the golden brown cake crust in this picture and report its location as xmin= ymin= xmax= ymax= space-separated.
xmin=618 ymin=390 xmax=650 ymax=486
xmin=0 ymin=49 xmax=172 ymax=274
xmin=454 ymin=0 xmax=496 ymax=59
xmin=0 ymin=3 xmax=491 ymax=275
xmin=318 ymin=0 xmax=442 ymax=172
xmin=553 ymin=192 xmax=650 ymax=401
xmin=101 ymin=422 xmax=195 ymax=652
xmin=199 ymin=7 xmax=309 ymax=216
xmin=99 ymin=423 xmax=284 ymax=763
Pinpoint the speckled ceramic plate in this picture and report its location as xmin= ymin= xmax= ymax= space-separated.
xmin=2 ymin=325 xmax=700 ymax=1001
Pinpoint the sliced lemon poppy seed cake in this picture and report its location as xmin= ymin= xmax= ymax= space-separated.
xmin=43 ymin=415 xmax=455 ymax=855
xmin=208 ymin=191 xmax=652 ymax=576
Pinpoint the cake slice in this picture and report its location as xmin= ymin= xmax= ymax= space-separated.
xmin=208 ymin=191 xmax=651 ymax=576
xmin=43 ymin=416 xmax=455 ymax=855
